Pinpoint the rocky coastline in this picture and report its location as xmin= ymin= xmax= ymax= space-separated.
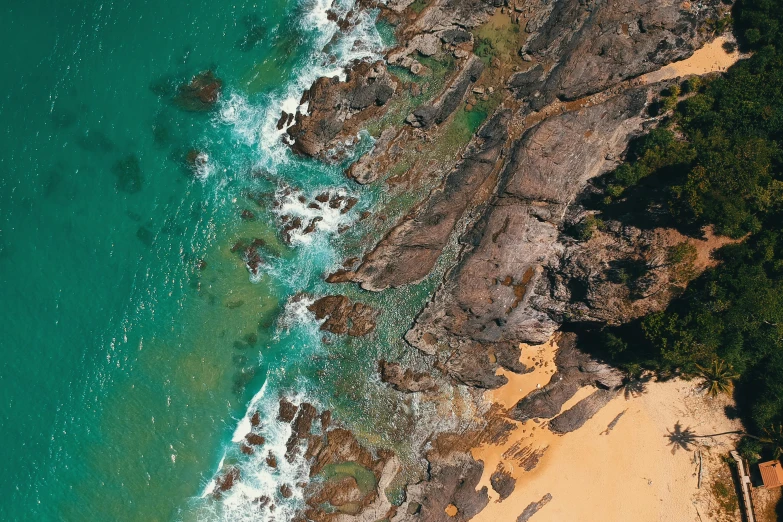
xmin=214 ymin=0 xmax=742 ymax=518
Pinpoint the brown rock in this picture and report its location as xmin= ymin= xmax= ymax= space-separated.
xmin=379 ymin=360 xmax=438 ymax=393
xmin=490 ymin=464 xmax=516 ymax=500
xmin=174 ymin=71 xmax=222 ymax=111
xmin=246 ymin=432 xmax=266 ymax=446
xmin=213 ymin=466 xmax=240 ymax=495
xmin=266 ymin=452 xmax=278 ymax=468
xmin=285 ymin=402 xmax=318 ymax=461
xmin=278 ymin=398 xmax=298 ymax=423
xmin=250 ymin=411 xmax=261 ymax=427
xmin=307 ymin=295 xmax=377 ymax=337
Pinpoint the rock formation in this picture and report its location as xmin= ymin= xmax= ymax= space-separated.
xmin=174 ymin=70 xmax=222 ymax=111
xmin=307 ymin=295 xmax=378 ymax=337
xmin=287 ymin=61 xmax=397 ymax=157
xmin=274 ymin=0 xmax=735 ymax=517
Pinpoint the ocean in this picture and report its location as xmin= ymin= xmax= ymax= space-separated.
xmin=0 ymin=0 xmax=415 ymax=520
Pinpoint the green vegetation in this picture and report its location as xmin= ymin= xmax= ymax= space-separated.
xmin=697 ymin=359 xmax=740 ymax=397
xmin=711 ymin=478 xmax=740 ymax=514
xmin=583 ymin=0 xmax=783 ymax=451
xmin=570 ymin=214 xmax=605 ymax=241
xmin=472 ymin=12 xmax=523 ymax=69
xmin=408 ymin=0 xmax=428 ymax=14
xmin=474 ymin=36 xmax=498 ymax=63
xmin=319 ymin=461 xmax=378 ymax=496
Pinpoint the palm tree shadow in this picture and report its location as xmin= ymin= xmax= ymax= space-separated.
xmin=666 ymin=421 xmax=697 ymax=454
xmin=623 ymin=375 xmax=652 ymax=400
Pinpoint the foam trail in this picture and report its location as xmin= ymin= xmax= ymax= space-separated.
xmin=217 ymin=0 xmax=387 ymax=170
xmin=192 ymin=1 xmax=389 ymax=519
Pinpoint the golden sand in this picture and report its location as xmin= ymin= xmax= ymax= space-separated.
xmin=470 ymin=340 xmax=743 ymax=522
xmin=643 ymin=36 xmax=745 ymax=84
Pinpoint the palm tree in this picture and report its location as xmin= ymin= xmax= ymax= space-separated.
xmin=695 ymin=359 xmax=739 ymax=398
xmin=761 ymin=425 xmax=783 ymax=460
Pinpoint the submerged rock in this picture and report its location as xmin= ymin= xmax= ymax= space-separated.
xmin=378 ymin=360 xmax=438 ymax=393
xmin=112 ymin=155 xmax=143 ymax=194
xmin=174 ymin=71 xmax=222 ymax=112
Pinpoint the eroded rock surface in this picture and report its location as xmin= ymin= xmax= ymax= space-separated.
xmin=407 ymin=452 xmax=489 ymax=522
xmin=548 ymin=388 xmax=619 ymax=433
xmin=514 ymin=0 xmax=721 ymax=102
xmin=287 ymin=61 xmax=397 ymax=158
xmin=405 ymin=87 xmax=654 ymax=389
xmin=509 ymin=333 xmax=623 ymax=422
xmin=406 ymin=56 xmax=485 ymax=128
xmin=351 ymin=109 xmax=511 ymax=291
xmin=308 ymin=295 xmax=378 ymax=337
xmin=517 ymin=493 xmax=553 ymax=522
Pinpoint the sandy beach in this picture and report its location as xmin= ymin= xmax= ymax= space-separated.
xmin=470 ymin=338 xmax=746 ymax=522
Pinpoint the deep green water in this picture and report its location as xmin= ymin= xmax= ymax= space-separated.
xmin=0 ymin=1 xmax=400 ymax=520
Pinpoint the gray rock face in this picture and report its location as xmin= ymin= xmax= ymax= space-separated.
xmin=509 ymin=333 xmax=623 ymax=422
xmin=407 ymin=56 xmax=485 ymax=128
xmin=515 ymin=0 xmax=722 ymax=101
xmin=539 ymin=220 xmax=687 ymax=326
xmin=548 ymin=388 xmax=618 ymax=433
xmin=517 ymin=493 xmax=553 ymax=522
xmin=352 ymin=109 xmax=511 ymax=291
xmin=413 ymin=452 xmax=489 ymax=522
xmin=407 ymin=87 xmax=654 ymax=373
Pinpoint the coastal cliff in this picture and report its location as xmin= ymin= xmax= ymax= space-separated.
xmin=278 ymin=0 xmax=738 ymax=519
xmin=210 ymin=0 xmax=751 ymax=518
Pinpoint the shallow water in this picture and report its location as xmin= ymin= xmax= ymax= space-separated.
xmin=0 ymin=0 xmax=395 ymax=520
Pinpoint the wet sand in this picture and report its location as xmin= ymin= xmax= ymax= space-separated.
xmin=471 ymin=339 xmax=743 ymax=522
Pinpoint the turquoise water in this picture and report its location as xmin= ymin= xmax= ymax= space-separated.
xmin=0 ymin=1 xmax=391 ymax=520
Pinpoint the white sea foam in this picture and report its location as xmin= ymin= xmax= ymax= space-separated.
xmin=216 ymin=0 xmax=387 ymax=171
xmin=200 ymin=380 xmax=321 ymax=522
xmin=273 ymin=186 xmax=358 ymax=245
xmin=197 ymin=0 xmax=389 ymax=519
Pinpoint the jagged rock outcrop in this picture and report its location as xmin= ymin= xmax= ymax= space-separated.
xmin=538 ymin=219 xmax=693 ymax=326
xmin=406 ymin=56 xmax=485 ymax=128
xmin=490 ymin=464 xmax=516 ymax=500
xmin=509 ymin=333 xmax=623 ymax=422
xmin=308 ymin=295 xmax=378 ymax=337
xmin=516 ymin=493 xmax=553 ymax=522
xmin=402 ymin=452 xmax=490 ymax=522
xmin=548 ymin=388 xmax=619 ymax=433
xmin=287 ymin=60 xmax=396 ymax=157
xmin=405 ymin=87 xmax=654 ymax=389
xmin=513 ymin=0 xmax=722 ymax=102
